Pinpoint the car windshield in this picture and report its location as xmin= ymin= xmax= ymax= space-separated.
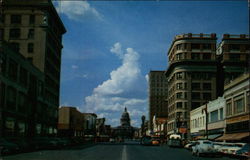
xmin=203 ymin=142 xmax=211 ymax=144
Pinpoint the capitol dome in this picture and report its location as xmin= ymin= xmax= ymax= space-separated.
xmin=120 ymin=107 xmax=131 ymax=126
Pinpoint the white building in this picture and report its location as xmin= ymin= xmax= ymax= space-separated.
xmin=190 ymin=105 xmax=206 ymax=139
xmin=207 ymin=97 xmax=226 ymax=139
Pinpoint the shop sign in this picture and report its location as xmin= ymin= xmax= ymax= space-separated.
xmin=179 ymin=127 xmax=187 ymax=133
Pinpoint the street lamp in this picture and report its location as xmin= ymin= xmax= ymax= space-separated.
xmin=202 ymin=103 xmax=208 ymax=140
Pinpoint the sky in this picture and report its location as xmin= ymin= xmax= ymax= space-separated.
xmin=55 ymin=0 xmax=249 ymax=127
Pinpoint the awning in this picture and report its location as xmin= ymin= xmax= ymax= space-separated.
xmin=216 ymin=132 xmax=249 ymax=141
xmin=207 ymin=134 xmax=222 ymax=140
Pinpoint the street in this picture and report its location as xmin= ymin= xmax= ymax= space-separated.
xmin=2 ymin=141 xmax=238 ymax=160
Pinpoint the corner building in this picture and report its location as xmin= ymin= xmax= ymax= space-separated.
xmin=0 ymin=0 xmax=66 ymax=137
xmin=165 ymin=33 xmax=218 ymax=138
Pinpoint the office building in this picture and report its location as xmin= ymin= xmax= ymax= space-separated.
xmin=148 ymin=71 xmax=168 ymax=130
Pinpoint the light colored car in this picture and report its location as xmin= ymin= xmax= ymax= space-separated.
xmin=219 ymin=143 xmax=245 ymax=155
xmin=228 ymin=143 xmax=246 ymax=155
xmin=192 ymin=140 xmax=216 ymax=156
xmin=213 ymin=142 xmax=224 ymax=153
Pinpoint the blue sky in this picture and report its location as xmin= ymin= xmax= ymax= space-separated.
xmin=56 ymin=1 xmax=249 ymax=127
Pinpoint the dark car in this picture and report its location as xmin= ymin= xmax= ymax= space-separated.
xmin=235 ymin=144 xmax=250 ymax=159
xmin=141 ymin=136 xmax=152 ymax=145
xmin=6 ymin=137 xmax=30 ymax=152
xmin=28 ymin=137 xmax=58 ymax=150
xmin=0 ymin=138 xmax=19 ymax=155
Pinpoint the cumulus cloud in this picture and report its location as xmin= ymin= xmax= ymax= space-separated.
xmin=83 ymin=42 xmax=148 ymax=127
xmin=55 ymin=1 xmax=102 ymax=21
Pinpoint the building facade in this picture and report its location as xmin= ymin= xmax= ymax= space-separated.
xmin=0 ymin=0 xmax=66 ymax=137
xmin=0 ymin=41 xmax=57 ymax=137
xmin=83 ymin=113 xmax=97 ymax=136
xmin=165 ymin=33 xmax=218 ymax=138
xmin=190 ymin=105 xmax=206 ymax=139
xmin=57 ymin=106 xmax=85 ymax=137
xmin=217 ymin=73 xmax=249 ymax=142
xmin=207 ymin=97 xmax=225 ymax=140
xmin=148 ymin=71 xmax=168 ymax=130
xmin=216 ymin=34 xmax=249 ymax=96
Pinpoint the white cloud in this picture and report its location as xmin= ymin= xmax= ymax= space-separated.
xmin=71 ymin=65 xmax=78 ymax=69
xmin=56 ymin=1 xmax=102 ymax=21
xmin=83 ymin=42 xmax=148 ymax=127
xmin=110 ymin=42 xmax=123 ymax=59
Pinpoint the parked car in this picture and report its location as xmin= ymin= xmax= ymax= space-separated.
xmin=212 ymin=142 xmax=224 ymax=153
xmin=192 ymin=140 xmax=216 ymax=157
xmin=109 ymin=138 xmax=115 ymax=143
xmin=151 ymin=137 xmax=160 ymax=146
xmin=28 ymin=137 xmax=58 ymax=150
xmin=219 ymin=143 xmax=245 ymax=155
xmin=6 ymin=137 xmax=30 ymax=152
xmin=51 ymin=138 xmax=71 ymax=148
xmin=234 ymin=143 xmax=250 ymax=159
xmin=141 ymin=136 xmax=152 ymax=146
xmin=184 ymin=141 xmax=197 ymax=150
xmin=0 ymin=138 xmax=19 ymax=155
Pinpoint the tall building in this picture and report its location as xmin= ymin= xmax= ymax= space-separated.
xmin=216 ymin=34 xmax=249 ymax=96
xmin=0 ymin=0 xmax=66 ymax=137
xmin=165 ymin=33 xmax=218 ymax=138
xmin=148 ymin=71 xmax=168 ymax=130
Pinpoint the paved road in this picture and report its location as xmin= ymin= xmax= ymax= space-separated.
xmin=2 ymin=143 xmax=239 ymax=160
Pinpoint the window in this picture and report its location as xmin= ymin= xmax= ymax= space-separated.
xmin=192 ymin=92 xmax=200 ymax=99
xmin=0 ymin=14 xmax=5 ymax=23
xmin=203 ymin=53 xmax=211 ymax=60
xmin=11 ymin=15 xmax=21 ymax=24
xmin=203 ymin=93 xmax=211 ymax=101
xmin=18 ymin=92 xmax=26 ymax=112
xmin=176 ymin=44 xmax=182 ymax=50
xmin=191 ymin=43 xmax=200 ymax=50
xmin=10 ymin=43 xmax=19 ymax=53
xmin=176 ymin=53 xmax=182 ymax=60
xmin=176 ymin=102 xmax=182 ymax=109
xmin=203 ymin=83 xmax=211 ymax=90
xmin=19 ymin=67 xmax=28 ymax=87
xmin=191 ymin=53 xmax=200 ymax=60
xmin=9 ymin=28 xmax=20 ymax=39
xmin=219 ymin=108 xmax=223 ymax=120
xmin=176 ymin=83 xmax=183 ymax=89
xmin=176 ymin=72 xmax=183 ymax=79
xmin=229 ymin=44 xmax=240 ymax=51
xmin=28 ymin=29 xmax=34 ymax=39
xmin=7 ymin=86 xmax=17 ymax=110
xmin=0 ymin=55 xmax=7 ymax=76
xmin=0 ymin=82 xmax=6 ymax=108
xmin=203 ymin=44 xmax=211 ymax=50
xmin=29 ymin=15 xmax=35 ymax=24
xmin=28 ymin=43 xmax=34 ymax=53
xmin=176 ymin=92 xmax=183 ymax=99
xmin=229 ymin=54 xmax=240 ymax=61
xmin=210 ymin=110 xmax=218 ymax=122
xmin=8 ymin=59 xmax=18 ymax=81
xmin=226 ymin=101 xmax=232 ymax=116
xmin=234 ymin=95 xmax=244 ymax=114
xmin=191 ymin=83 xmax=200 ymax=90
xmin=0 ymin=28 xmax=3 ymax=40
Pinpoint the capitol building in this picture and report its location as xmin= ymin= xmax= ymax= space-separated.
xmin=113 ymin=107 xmax=135 ymax=139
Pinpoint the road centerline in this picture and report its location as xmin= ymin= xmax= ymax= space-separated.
xmin=121 ymin=145 xmax=127 ymax=160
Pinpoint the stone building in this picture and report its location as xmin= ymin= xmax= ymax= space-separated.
xmin=165 ymin=33 xmax=218 ymax=138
